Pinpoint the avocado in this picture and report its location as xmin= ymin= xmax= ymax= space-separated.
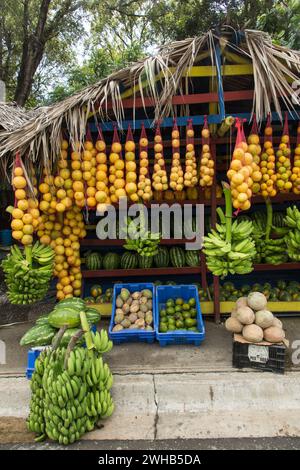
xmin=241 ymin=284 xmax=251 ymax=294
xmin=277 ymin=280 xmax=287 ymax=290
xmin=279 ymin=291 xmax=292 ymax=301
xmin=223 ymin=281 xmax=235 ymax=292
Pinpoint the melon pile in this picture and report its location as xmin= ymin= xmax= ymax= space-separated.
xmin=225 ymin=292 xmax=285 ymax=343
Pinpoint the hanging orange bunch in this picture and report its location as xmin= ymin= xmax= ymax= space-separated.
xmin=95 ymin=126 xmax=110 ymax=210
xmin=169 ymin=119 xmax=184 ymax=192
xmin=199 ymin=115 xmax=214 ymax=187
xmin=276 ymin=112 xmax=292 ymax=193
xmin=83 ymin=127 xmax=97 ymax=209
xmin=259 ymin=115 xmax=277 ymax=198
xmin=71 ymin=141 xmax=85 ymax=208
xmin=184 ymin=119 xmax=198 ymax=188
xmin=109 ymin=125 xmax=126 ymax=203
xmin=247 ymin=114 xmax=262 ymax=195
xmin=125 ymin=124 xmax=138 ymax=202
xmin=227 ymin=118 xmax=253 ymax=211
xmin=152 ymin=123 xmax=168 ymax=193
xmin=10 ymin=154 xmax=40 ymax=245
xmin=137 ymin=124 xmax=152 ymax=202
xmin=292 ymin=123 xmax=300 ymax=194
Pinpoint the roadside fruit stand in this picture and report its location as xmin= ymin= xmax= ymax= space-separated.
xmin=0 ymin=28 xmax=300 ymax=443
xmin=1 ymin=29 xmax=300 ymax=322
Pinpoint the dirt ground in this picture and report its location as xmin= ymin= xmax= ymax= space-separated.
xmin=0 ymin=417 xmax=34 ymax=444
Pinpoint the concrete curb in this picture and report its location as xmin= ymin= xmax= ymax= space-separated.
xmin=1 ymin=371 xmax=300 ymax=440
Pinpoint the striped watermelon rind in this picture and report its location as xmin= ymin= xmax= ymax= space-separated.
xmin=153 ymin=246 xmax=170 ymax=267
xmin=185 ymin=250 xmax=200 ymax=267
xmin=103 ymin=252 xmax=120 ymax=270
xmin=86 ymin=253 xmax=102 ymax=270
xmin=169 ymin=247 xmax=186 ymax=268
xmin=138 ymin=255 xmax=154 ymax=269
xmin=121 ymin=252 xmax=139 ymax=269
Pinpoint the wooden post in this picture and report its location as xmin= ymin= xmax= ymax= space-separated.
xmin=211 ymin=142 xmax=221 ymax=323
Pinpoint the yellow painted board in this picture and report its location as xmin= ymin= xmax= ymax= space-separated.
xmin=119 ymin=64 xmax=253 ymax=101
xmin=201 ymin=301 xmax=300 ymax=315
xmin=86 ymin=303 xmax=112 ymax=317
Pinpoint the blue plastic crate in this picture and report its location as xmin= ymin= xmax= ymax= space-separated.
xmin=109 ymin=283 xmax=156 ymax=344
xmin=155 ymin=285 xmax=205 ymax=346
xmin=26 ymin=347 xmax=46 ymax=379
xmin=26 ymin=325 xmax=97 ymax=379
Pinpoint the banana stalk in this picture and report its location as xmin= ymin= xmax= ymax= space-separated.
xmin=223 ymin=182 xmax=232 ymax=245
xmin=265 ymin=198 xmax=273 ymax=241
xmin=217 ymin=116 xmax=235 ymax=137
xmin=80 ymin=311 xmax=95 ymax=354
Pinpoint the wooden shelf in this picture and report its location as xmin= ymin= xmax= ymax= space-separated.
xmin=82 ymin=266 xmax=202 ymax=278
xmin=81 ymin=238 xmax=195 ymax=247
xmin=87 ymin=193 xmax=300 ymax=212
xmin=215 ymin=193 xmax=300 ymax=207
xmin=253 ymin=262 xmax=300 ymax=271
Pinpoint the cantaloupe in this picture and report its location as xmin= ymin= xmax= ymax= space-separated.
xmin=231 ymin=307 xmax=238 ymax=318
xmin=264 ymin=326 xmax=285 ymax=343
xmin=225 ymin=317 xmax=243 ymax=333
xmin=272 ymin=317 xmax=283 ymax=329
xmin=236 ymin=306 xmax=255 ymax=325
xmin=242 ymin=324 xmax=264 ymax=343
xmin=247 ymin=292 xmax=267 ymax=311
xmin=236 ymin=297 xmax=248 ymax=309
xmin=255 ymin=310 xmax=274 ymax=329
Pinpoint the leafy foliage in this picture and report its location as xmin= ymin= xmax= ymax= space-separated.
xmin=0 ymin=0 xmax=299 ymax=106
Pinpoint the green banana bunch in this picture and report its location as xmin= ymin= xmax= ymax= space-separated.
xmin=124 ymin=232 xmax=160 ymax=257
xmin=32 ymin=241 xmax=55 ymax=266
xmin=91 ymin=330 xmax=113 ymax=354
xmin=203 ymin=206 xmax=256 ymax=277
xmin=284 ymin=206 xmax=300 ymax=229
xmin=27 ymin=349 xmax=49 ymax=440
xmin=1 ymin=242 xmax=54 ymax=305
xmin=28 ymin=321 xmax=115 ymax=445
xmin=284 ymin=206 xmax=300 ymax=261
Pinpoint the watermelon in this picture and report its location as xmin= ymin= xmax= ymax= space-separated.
xmin=59 ymin=328 xmax=85 ymax=347
xmin=86 ymin=252 xmax=102 ymax=270
xmin=153 ymin=246 xmax=170 ymax=267
xmin=85 ymin=308 xmax=101 ymax=324
xmin=48 ymin=308 xmax=81 ymax=328
xmin=138 ymin=255 xmax=153 ymax=269
xmin=103 ymin=252 xmax=120 ymax=270
xmin=121 ymin=252 xmax=139 ymax=269
xmin=20 ymin=324 xmax=56 ymax=347
xmin=185 ymin=250 xmax=200 ymax=267
xmin=170 ymin=247 xmax=186 ymax=268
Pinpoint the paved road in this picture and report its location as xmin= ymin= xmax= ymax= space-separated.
xmin=1 ymin=437 xmax=300 ymax=450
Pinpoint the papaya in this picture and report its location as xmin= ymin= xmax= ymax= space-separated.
xmin=90 ymin=285 xmax=102 ymax=298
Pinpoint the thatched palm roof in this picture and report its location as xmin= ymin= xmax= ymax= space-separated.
xmin=0 ymin=102 xmax=38 ymax=132
xmin=0 ymin=29 xmax=300 ymax=174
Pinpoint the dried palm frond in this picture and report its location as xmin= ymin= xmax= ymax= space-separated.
xmin=0 ymin=29 xmax=299 ymax=176
xmin=245 ymin=30 xmax=300 ymax=122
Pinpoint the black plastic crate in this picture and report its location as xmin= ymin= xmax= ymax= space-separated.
xmin=233 ymin=339 xmax=286 ymax=374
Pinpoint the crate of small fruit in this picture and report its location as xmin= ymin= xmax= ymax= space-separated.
xmin=109 ymin=283 xmax=155 ymax=344
xmin=155 ymin=285 xmax=205 ymax=346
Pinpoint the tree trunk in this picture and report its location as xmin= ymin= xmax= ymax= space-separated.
xmin=14 ymin=0 xmax=51 ymax=106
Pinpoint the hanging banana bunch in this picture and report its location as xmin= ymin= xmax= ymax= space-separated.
xmin=203 ymin=182 xmax=256 ymax=277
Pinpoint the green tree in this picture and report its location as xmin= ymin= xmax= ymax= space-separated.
xmin=0 ymin=0 xmax=89 ymax=106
